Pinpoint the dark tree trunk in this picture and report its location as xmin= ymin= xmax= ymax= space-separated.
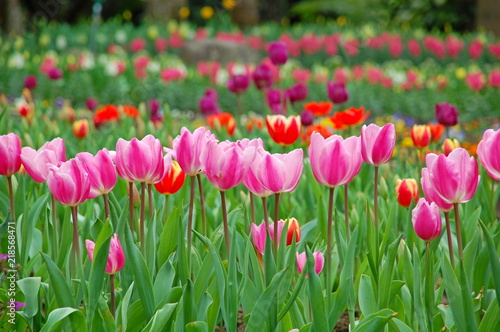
xmin=231 ymin=0 xmax=259 ymax=28
xmin=6 ymin=0 xmax=25 ymax=36
xmin=145 ymin=0 xmax=187 ymax=22
xmin=477 ymin=0 xmax=500 ymax=36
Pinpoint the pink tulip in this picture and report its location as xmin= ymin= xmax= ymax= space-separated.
xmin=421 ymin=168 xmax=453 ymax=212
xmin=360 ymin=123 xmax=396 ymax=166
xmin=309 ymin=133 xmax=362 ymax=187
xmin=244 ymin=147 xmax=273 ymax=197
xmin=465 ymin=71 xmax=485 ymax=91
xmin=76 ymin=149 xmax=117 ymax=198
xmin=269 ymin=220 xmax=285 ymax=244
xmin=412 ymin=198 xmax=442 ymax=242
xmin=85 ymin=233 xmax=125 ymax=274
xmin=296 ymin=251 xmax=325 ymax=274
xmin=252 ymin=149 xmax=303 ymax=194
xmin=21 ymin=137 xmax=67 ymax=183
xmin=425 ymin=148 xmax=479 ymax=204
xmin=47 ymin=159 xmax=90 ymax=206
xmin=200 ymin=141 xmax=256 ymax=191
xmin=488 ymin=70 xmax=500 ymax=88
xmin=168 ymin=127 xmax=217 ymax=176
xmin=115 ymin=135 xmax=171 ymax=184
xmin=477 ymin=129 xmax=500 ymax=181
xmin=251 ymin=222 xmax=266 ymax=254
xmin=0 ymin=133 xmax=22 ymax=177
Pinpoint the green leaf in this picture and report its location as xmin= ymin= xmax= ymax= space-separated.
xmin=353 ymin=308 xmax=396 ymax=332
xmin=479 ymin=219 xmax=500 ymax=308
xmin=141 ymin=303 xmax=177 ymax=332
xmin=40 ymin=307 xmax=87 ymax=332
xmin=306 ymin=248 xmax=328 ymax=332
xmin=478 ymin=299 xmax=500 ymax=332
xmin=157 ymin=205 xmax=180 ymax=268
xmin=119 ymin=282 xmax=134 ymax=332
xmin=359 ymin=274 xmax=377 ymax=316
xmin=17 ymin=277 xmax=41 ymax=318
xmin=40 ymin=253 xmax=75 ymax=308
xmin=153 ymin=260 xmax=176 ymax=307
xmin=123 ymin=225 xmax=155 ymax=319
xmin=21 ymin=193 xmax=48 ymax=266
xmin=185 ymin=321 xmax=209 ymax=332
xmin=440 ymin=255 xmax=467 ymax=332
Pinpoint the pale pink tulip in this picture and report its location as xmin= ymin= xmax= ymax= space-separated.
xmin=309 ymin=133 xmax=362 ymax=187
xmin=47 ymin=159 xmax=90 ymax=206
xmin=296 ymin=251 xmax=325 ymax=274
xmin=412 ymin=198 xmax=442 ymax=242
xmin=361 ymin=123 xmax=396 ymax=166
xmin=244 ymin=147 xmax=273 ymax=197
xmin=252 ymin=149 xmax=303 ymax=193
xmin=21 ymin=138 xmax=67 ymax=183
xmin=251 ymin=222 xmax=266 ymax=254
xmin=425 ymin=148 xmax=479 ymax=204
xmin=421 ymin=168 xmax=453 ymax=212
xmin=269 ymin=220 xmax=285 ymax=244
xmin=477 ymin=129 xmax=500 ymax=181
xmin=85 ymin=233 xmax=125 ymax=274
xmin=76 ymin=149 xmax=117 ymax=198
xmin=0 ymin=133 xmax=22 ymax=177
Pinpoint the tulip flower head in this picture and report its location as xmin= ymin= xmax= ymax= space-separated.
xmin=252 ymin=64 xmax=273 ymax=90
xmin=227 ymin=74 xmax=250 ymax=94
xmin=395 ymin=178 xmax=419 ymax=208
xmin=47 ymin=158 xmax=90 ymax=206
xmin=421 ymin=168 xmax=453 ymax=212
xmin=0 ymin=133 xmax=22 ymax=177
xmin=435 ymin=102 xmax=458 ymax=127
xmin=425 ymin=148 xmax=479 ymax=204
xmin=327 ymin=81 xmax=349 ymax=104
xmin=268 ymin=42 xmax=288 ymax=66
xmin=168 ymin=127 xmax=217 ymax=176
xmin=76 ymin=149 xmax=117 ymax=199
xmin=244 ymin=147 xmax=274 ymax=198
xmin=154 ymin=161 xmax=186 ymax=195
xmin=73 ymin=119 xmax=89 ymax=139
xmin=296 ymin=251 xmax=325 ymax=274
xmin=20 ymin=137 xmax=66 ymax=183
xmin=428 ymin=123 xmax=445 ymax=142
xmin=286 ymin=218 xmax=301 ymax=245
xmin=477 ymin=129 xmax=500 ymax=181
xmin=412 ymin=198 xmax=442 ymax=242
xmin=361 ymin=123 xmax=396 ymax=166
xmin=85 ymin=233 xmax=125 ymax=274
xmin=251 ymin=222 xmax=267 ymax=254
xmin=252 ymin=149 xmax=303 ymax=194
xmin=300 ymin=110 xmax=314 ymax=126
xmin=442 ymin=138 xmax=460 ymax=157
xmin=115 ymin=135 xmax=171 ymax=184
xmin=308 ymin=133 xmax=362 ymax=187
xmin=410 ymin=125 xmax=431 ymax=148
xmin=266 ymin=115 xmax=301 ymax=146
xmin=286 ymin=83 xmax=308 ymax=104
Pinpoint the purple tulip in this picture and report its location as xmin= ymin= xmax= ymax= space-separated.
xmin=435 ymin=102 xmax=458 ymax=127
xmin=327 ymin=81 xmax=349 ymax=104
xmin=252 ymin=64 xmax=273 ymax=90
xmin=24 ymin=75 xmax=37 ymax=90
xmin=300 ymin=110 xmax=314 ymax=126
xmin=86 ymin=98 xmax=98 ymax=111
xmin=48 ymin=67 xmax=63 ymax=80
xmin=199 ymin=89 xmax=221 ymax=116
xmin=287 ymin=83 xmax=308 ymax=103
xmin=268 ymin=42 xmax=288 ymax=66
xmin=227 ymin=74 xmax=250 ymax=94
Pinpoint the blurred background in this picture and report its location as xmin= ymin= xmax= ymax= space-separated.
xmin=1 ymin=0 xmax=498 ymax=36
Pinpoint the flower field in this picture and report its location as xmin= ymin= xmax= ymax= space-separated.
xmin=1 ymin=21 xmax=500 ymax=332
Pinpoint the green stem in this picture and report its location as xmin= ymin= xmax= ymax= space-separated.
xmin=326 ymin=187 xmax=335 ymax=310
xmin=163 ymin=195 xmax=169 ymax=225
xmin=424 ymin=242 xmax=434 ymax=330
xmin=103 ymin=193 xmax=110 ymax=221
xmin=444 ymin=212 xmax=455 ymax=266
xmin=453 ymin=203 xmax=463 ymax=260
xmin=344 ymin=184 xmax=350 ymax=241
xmin=128 ymin=182 xmax=134 ymax=233
xmin=374 ymin=166 xmax=380 ymax=258
xmin=197 ymin=174 xmax=207 ymax=236
xmin=492 ymin=178 xmax=496 ymax=222
xmin=110 ymin=273 xmax=115 ymax=318
xmin=187 ymin=176 xmax=196 ymax=271
xmin=71 ymin=206 xmax=80 ymax=276
xmin=220 ymin=191 xmax=231 ymax=255
xmin=140 ymin=182 xmax=146 ymax=253
xmin=237 ymin=94 xmax=243 ymax=118
xmin=273 ymin=193 xmax=281 ymax=258
xmin=51 ymin=194 xmax=58 ymax=257
xmin=262 ymin=196 xmax=269 ymax=234
xmin=250 ymin=192 xmax=256 ymax=225
xmin=7 ymin=176 xmax=15 ymax=222
xmin=148 ymin=183 xmax=153 ymax=219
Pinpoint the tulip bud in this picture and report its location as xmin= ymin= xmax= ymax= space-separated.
xmin=266 ymin=115 xmax=301 ymax=146
xmin=154 ymin=161 xmax=186 ymax=195
xmin=86 ymin=98 xmax=98 ymax=111
xmin=286 ymin=83 xmax=308 ymax=103
xmin=412 ymin=198 xmax=442 ymax=242
xmin=0 ymin=133 xmax=22 ymax=177
xmin=410 ymin=125 xmax=431 ymax=148
xmin=296 ymin=251 xmax=324 ymax=274
xmin=442 ymin=138 xmax=460 ymax=156
xmin=286 ymin=218 xmax=301 ymax=245
xmin=428 ymin=123 xmax=445 ymax=142
xmin=227 ymin=74 xmax=250 ymax=94
xmin=252 ymin=64 xmax=273 ymax=90
xmin=395 ymin=178 xmax=419 ymax=208
xmin=435 ymin=102 xmax=458 ymax=127
xmin=24 ymin=75 xmax=37 ymax=90
xmin=268 ymin=42 xmax=288 ymax=66
xmin=327 ymin=81 xmax=349 ymax=104
xmin=300 ymin=110 xmax=314 ymax=126
xmin=73 ymin=119 xmax=89 ymax=139
xmin=86 ymin=233 xmax=125 ymax=274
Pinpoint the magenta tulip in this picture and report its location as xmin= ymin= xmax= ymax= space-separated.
xmin=252 ymin=64 xmax=273 ymax=90
xmin=76 ymin=149 xmax=117 ymax=198
xmin=199 ymin=89 xmax=221 ymax=116
xmin=296 ymin=251 xmax=325 ymax=274
xmin=168 ymin=127 xmax=217 ymax=176
xmin=24 ymin=75 xmax=37 ymax=90
xmin=309 ymin=133 xmax=362 ymax=187
xmin=251 ymin=222 xmax=266 ymax=254
xmin=47 ymin=159 xmax=90 ymax=206
xmin=477 ymin=129 xmax=500 ymax=181
xmin=286 ymin=83 xmax=308 ymax=103
xmin=425 ymin=148 xmax=479 ymax=204
xmin=421 ymin=168 xmax=453 ymax=212
xmin=327 ymin=81 xmax=349 ymax=104
xmin=0 ymin=133 xmax=22 ymax=177
xmin=115 ymin=135 xmax=170 ymax=184
xmin=85 ymin=233 xmax=125 ymax=274
xmin=412 ymin=198 xmax=442 ymax=242
xmin=20 ymin=137 xmax=66 ymax=183
xmin=227 ymin=74 xmax=250 ymax=94
xmin=435 ymin=102 xmax=458 ymax=127
xmin=252 ymin=149 xmax=303 ymax=194
xmin=361 ymin=123 xmax=396 ymax=166
xmin=300 ymin=110 xmax=314 ymax=126
xmin=200 ymin=141 xmax=256 ymax=191
xmin=268 ymin=42 xmax=288 ymax=66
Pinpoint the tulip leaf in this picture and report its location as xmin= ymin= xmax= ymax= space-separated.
xmin=478 ymin=299 xmax=500 ymax=332
xmin=141 ymin=303 xmax=177 ymax=332
xmin=478 ymin=219 xmax=500 ymax=308
xmin=441 ymin=255 xmax=468 ymax=332
xmin=17 ymin=277 xmax=41 ymax=318
xmin=40 ymin=307 xmax=87 ymax=332
xmin=118 ymin=282 xmax=134 ymax=332
xmin=40 ymin=252 xmax=75 ymax=308
xmin=185 ymin=321 xmax=209 ymax=332
xmin=359 ymin=274 xmax=377 ymax=316
xmin=352 ymin=308 xmax=396 ymax=332
xmin=196 ymin=291 xmax=213 ymax=322
xmin=21 ymin=193 xmax=48 ymax=266
xmin=153 ymin=260 xmax=176 ymax=307
xmin=87 ymin=220 xmax=113 ymax=326
xmin=306 ymin=248 xmax=328 ymax=332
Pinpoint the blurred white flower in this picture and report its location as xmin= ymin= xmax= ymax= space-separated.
xmin=9 ymin=53 xmax=25 ymax=68
xmin=56 ymin=35 xmax=67 ymax=50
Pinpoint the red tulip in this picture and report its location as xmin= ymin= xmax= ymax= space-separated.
xmin=428 ymin=123 xmax=445 ymax=142
xmin=286 ymin=218 xmax=301 ymax=245
xmin=442 ymin=138 xmax=460 ymax=157
xmin=154 ymin=161 xmax=186 ymax=195
xmin=395 ymin=178 xmax=419 ymax=208
xmin=266 ymin=115 xmax=301 ymax=146
xmin=410 ymin=125 xmax=431 ymax=148
xmin=73 ymin=119 xmax=89 ymax=139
